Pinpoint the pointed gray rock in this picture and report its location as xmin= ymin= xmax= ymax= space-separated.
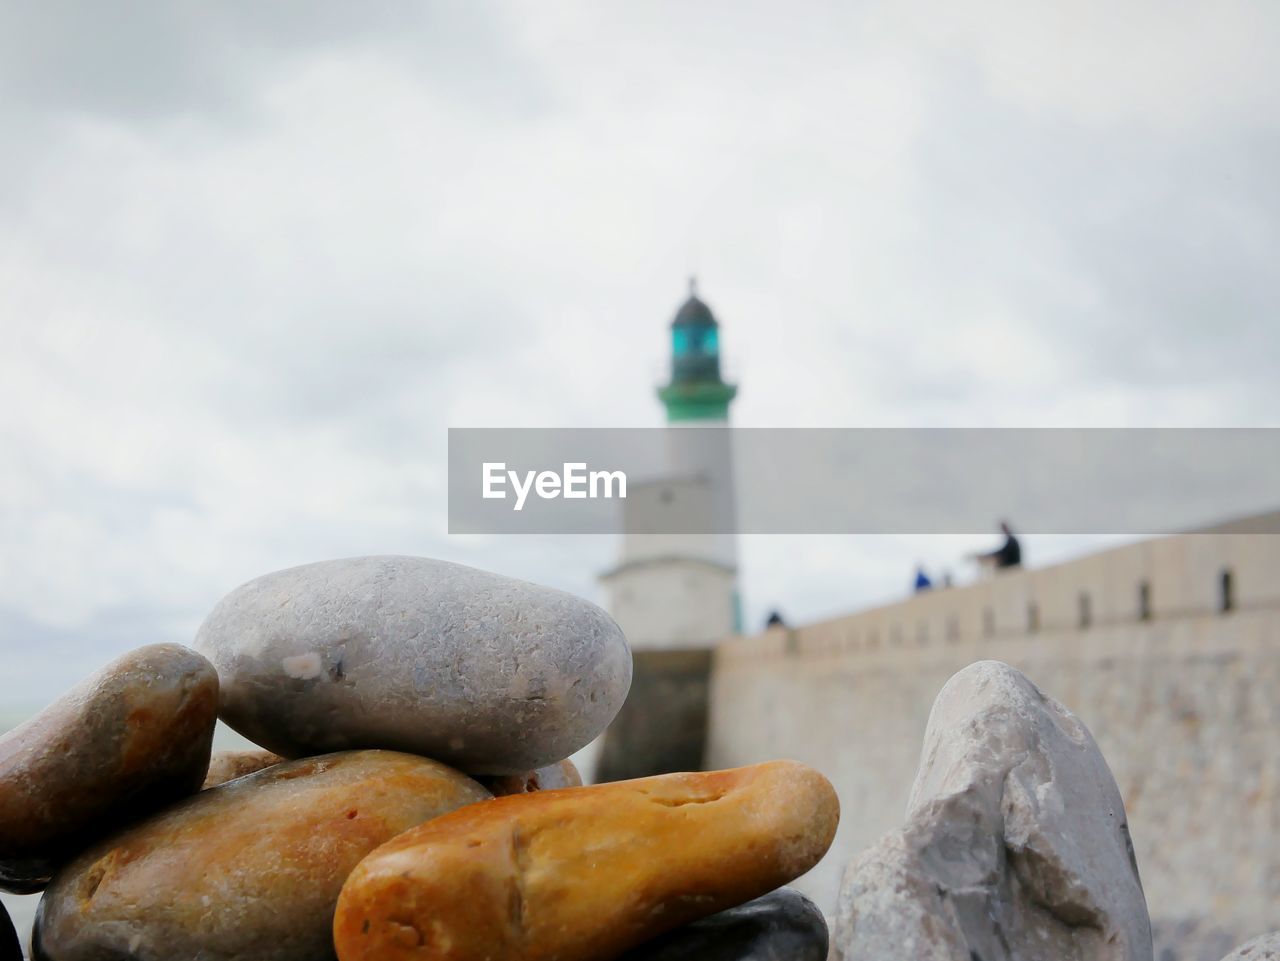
xmin=1222 ymin=934 xmax=1280 ymax=960
xmin=834 ymin=660 xmax=1152 ymax=961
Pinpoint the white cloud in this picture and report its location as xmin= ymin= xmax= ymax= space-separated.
xmin=895 ymin=0 xmax=1280 ymax=130
xmin=0 ymin=0 xmax=1276 ymax=701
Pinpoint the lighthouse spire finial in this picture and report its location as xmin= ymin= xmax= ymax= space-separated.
xmin=689 ymin=275 xmax=697 ymax=297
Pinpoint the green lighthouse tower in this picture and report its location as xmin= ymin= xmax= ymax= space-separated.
xmin=595 ymin=278 xmax=742 ymax=783
xmin=658 ymin=279 xmax=737 ymax=422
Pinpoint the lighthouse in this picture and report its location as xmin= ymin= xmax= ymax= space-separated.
xmin=595 ymin=281 xmax=741 ymax=781
xmin=658 ymin=278 xmax=737 ymax=422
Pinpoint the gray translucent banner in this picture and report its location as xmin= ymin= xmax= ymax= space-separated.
xmin=447 ymin=428 xmax=1280 ymax=535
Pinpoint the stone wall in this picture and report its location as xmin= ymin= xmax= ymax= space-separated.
xmin=597 ymin=649 xmax=714 ymax=782
xmin=706 ymin=530 xmax=1280 ymax=961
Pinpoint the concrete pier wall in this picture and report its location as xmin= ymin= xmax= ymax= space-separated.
xmin=707 ymin=530 xmax=1280 ymax=960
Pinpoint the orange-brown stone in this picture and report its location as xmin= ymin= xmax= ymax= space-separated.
xmin=0 ymin=644 xmax=218 ymax=893
xmin=479 ymin=759 xmax=582 ymax=796
xmin=34 ymin=750 xmax=491 ymax=961
xmin=333 ymin=760 xmax=839 ymax=961
xmin=201 ymin=749 xmax=284 ymax=788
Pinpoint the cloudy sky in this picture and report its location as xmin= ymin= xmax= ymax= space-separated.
xmin=2 ymin=0 xmax=1278 ymax=706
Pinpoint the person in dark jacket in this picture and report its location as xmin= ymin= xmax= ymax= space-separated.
xmin=984 ymin=520 xmax=1022 ymax=569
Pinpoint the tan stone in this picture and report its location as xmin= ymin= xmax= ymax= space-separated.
xmin=478 ymin=759 xmax=582 ymax=796
xmin=333 ymin=760 xmax=839 ymax=961
xmin=0 ymin=644 xmax=218 ymax=893
xmin=201 ymin=749 xmax=284 ymax=789
xmin=34 ymin=750 xmax=492 ymax=961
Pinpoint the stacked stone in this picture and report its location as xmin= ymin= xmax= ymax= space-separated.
xmin=0 ymin=556 xmax=838 ymax=961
